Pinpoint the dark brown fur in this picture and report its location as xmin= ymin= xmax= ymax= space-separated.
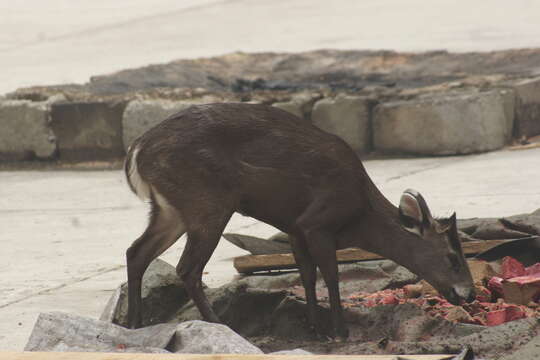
xmin=125 ymin=103 xmax=474 ymax=338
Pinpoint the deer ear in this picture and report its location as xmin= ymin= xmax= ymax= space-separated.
xmin=399 ymin=192 xmax=423 ymax=234
xmin=446 ymin=212 xmax=461 ymax=247
xmin=399 ymin=189 xmax=433 ymax=235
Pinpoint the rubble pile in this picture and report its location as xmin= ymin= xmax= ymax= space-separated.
xmin=339 ymin=256 xmax=539 ymax=328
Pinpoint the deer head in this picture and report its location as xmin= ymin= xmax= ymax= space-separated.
xmin=398 ymin=189 xmax=475 ymax=304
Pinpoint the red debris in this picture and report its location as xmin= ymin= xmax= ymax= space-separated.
xmin=486 ymin=309 xmax=507 ymax=326
xmin=340 ymin=257 xmax=540 ymax=328
xmin=475 ymin=286 xmax=492 ymax=302
xmin=380 ymin=294 xmax=399 ymax=305
xmin=501 ymin=256 xmax=526 ymax=279
xmin=505 ymin=304 xmax=526 ymax=321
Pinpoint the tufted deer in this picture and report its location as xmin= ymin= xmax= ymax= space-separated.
xmin=124 ymin=103 xmax=475 ymax=339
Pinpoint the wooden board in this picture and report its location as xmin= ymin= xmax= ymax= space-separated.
xmin=0 ymin=352 xmax=454 ymax=360
xmin=234 ymin=239 xmax=509 ymax=273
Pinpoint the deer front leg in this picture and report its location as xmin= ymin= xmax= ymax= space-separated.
xmin=295 ymin=193 xmax=358 ymax=340
xmin=304 ymin=232 xmax=348 ymax=341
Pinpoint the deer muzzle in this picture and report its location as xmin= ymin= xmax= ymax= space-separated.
xmin=445 ymin=285 xmax=476 ymax=305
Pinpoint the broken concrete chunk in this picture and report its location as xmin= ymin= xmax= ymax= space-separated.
xmin=122 ymin=99 xmax=199 ymax=151
xmin=171 ymin=320 xmax=263 ymax=354
xmin=0 ymin=100 xmax=56 ymax=160
xmin=373 ymin=90 xmax=513 ymax=155
xmin=25 ymin=312 xmax=177 ymax=352
xmin=446 ymin=306 xmax=474 ymax=323
xmin=49 ymin=101 xmax=126 ymax=160
xmin=312 ymin=94 xmax=371 ymax=153
xmin=100 ymin=258 xmax=191 ymax=327
xmin=512 ymin=77 xmax=540 ymax=138
xmin=502 ymin=276 xmax=540 ymax=305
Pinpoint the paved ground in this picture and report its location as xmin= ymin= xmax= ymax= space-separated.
xmin=2 ymin=0 xmax=540 ymax=94
xmin=2 ymin=0 xmax=540 ymax=351
xmin=1 ymin=147 xmax=539 ymax=350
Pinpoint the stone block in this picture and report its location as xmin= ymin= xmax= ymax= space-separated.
xmin=0 ymin=100 xmax=56 ymax=160
xmin=272 ymin=92 xmax=321 ymax=121
xmin=512 ymin=77 xmax=540 ymax=137
xmin=122 ymin=100 xmax=197 ymax=151
xmin=502 ymin=276 xmax=540 ymax=305
xmin=25 ymin=312 xmax=176 ymax=352
xmin=100 ymin=258 xmax=190 ymax=327
xmin=373 ymin=90 xmax=513 ymax=155
xmin=171 ymin=320 xmax=263 ymax=354
xmin=49 ymin=101 xmax=126 ymax=160
xmin=312 ymin=94 xmax=371 ymax=153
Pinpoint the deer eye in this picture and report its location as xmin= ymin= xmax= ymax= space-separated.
xmin=447 ymin=253 xmax=461 ymax=272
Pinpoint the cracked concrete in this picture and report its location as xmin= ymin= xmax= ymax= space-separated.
xmin=1 ymin=147 xmax=539 ymax=350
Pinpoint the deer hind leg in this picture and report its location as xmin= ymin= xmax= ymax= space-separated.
xmin=126 ymin=190 xmax=186 ymax=329
xmin=289 ymin=235 xmax=318 ymax=333
xmin=176 ymin=205 xmax=233 ymax=323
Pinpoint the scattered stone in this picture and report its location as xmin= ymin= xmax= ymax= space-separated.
xmin=512 ymin=77 xmax=540 ymax=138
xmin=173 ymin=282 xmax=288 ymax=337
xmin=502 ymin=276 xmax=540 ymax=305
xmin=445 ymin=306 xmax=474 ymax=323
xmin=49 ymin=101 xmax=126 ymax=160
xmin=171 ymin=320 xmax=263 ymax=354
xmin=312 ymin=94 xmax=371 ymax=153
xmin=100 ymin=258 xmax=191 ymax=327
xmin=25 ymin=312 xmax=176 ymax=352
xmin=373 ymin=90 xmax=513 ymax=155
xmin=0 ymin=100 xmax=56 ymax=160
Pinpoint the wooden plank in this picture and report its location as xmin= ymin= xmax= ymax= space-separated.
xmin=0 ymin=352 xmax=454 ymax=360
xmin=234 ymin=239 xmax=510 ymax=273
xmin=508 ymin=142 xmax=540 ymax=151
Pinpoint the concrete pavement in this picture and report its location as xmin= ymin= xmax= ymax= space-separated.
xmin=1 ymin=147 xmax=539 ymax=350
xmin=2 ymin=0 xmax=540 ymax=94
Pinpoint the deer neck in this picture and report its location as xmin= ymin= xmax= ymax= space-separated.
xmin=337 ymin=183 xmax=423 ymax=271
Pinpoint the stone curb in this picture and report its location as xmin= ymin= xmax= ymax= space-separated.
xmin=1 ymin=83 xmax=538 ymax=161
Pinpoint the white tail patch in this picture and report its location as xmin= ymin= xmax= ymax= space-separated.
xmin=127 ymin=146 xmax=152 ymax=201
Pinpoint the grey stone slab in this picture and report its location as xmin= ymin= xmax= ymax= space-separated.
xmin=373 ymin=90 xmax=514 ymax=155
xmin=24 ymin=312 xmax=177 ymax=352
xmin=49 ymin=101 xmax=126 ymax=160
xmin=312 ymin=94 xmax=371 ymax=153
xmin=0 ymin=100 xmax=56 ymax=160
xmin=122 ymin=99 xmax=197 ymax=151
xmin=100 ymin=258 xmax=190 ymax=328
xmin=513 ymin=77 xmax=540 ymax=138
xmin=171 ymin=320 xmax=263 ymax=354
